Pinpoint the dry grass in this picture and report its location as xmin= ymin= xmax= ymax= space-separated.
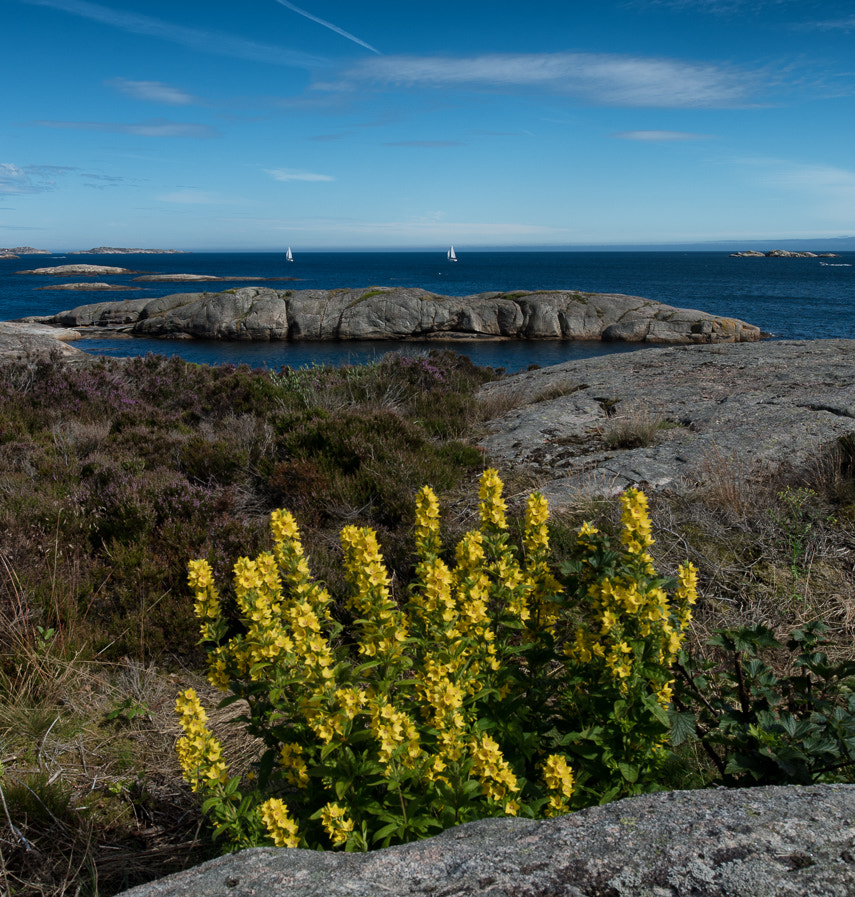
xmin=598 ymin=404 xmax=667 ymax=450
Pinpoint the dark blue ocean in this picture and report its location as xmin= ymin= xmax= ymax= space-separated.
xmin=2 ymin=250 xmax=854 ymax=372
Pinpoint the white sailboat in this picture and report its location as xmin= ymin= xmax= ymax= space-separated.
xmin=286 ymin=247 xmax=294 ymax=262
xmin=447 ymin=245 xmax=457 ymax=262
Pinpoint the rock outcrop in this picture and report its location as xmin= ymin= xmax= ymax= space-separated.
xmin=478 ymin=339 xmax=855 ymax=507
xmin=0 ymin=321 xmax=85 ymax=363
xmin=0 ymin=246 xmax=50 ymax=257
xmin=18 ymin=264 xmax=135 ymax=276
xmin=116 ymin=784 xmax=855 ymax=897
xmin=70 ymin=247 xmax=186 ymax=254
xmin=729 ymin=250 xmax=839 ymax=258
xmin=35 ymin=282 xmax=139 ymax=291
xmin=26 ymin=287 xmax=762 ymax=344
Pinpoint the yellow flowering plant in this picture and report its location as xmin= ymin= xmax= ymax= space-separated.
xmin=177 ymin=471 xmax=696 ymax=852
xmin=559 ymin=488 xmax=697 ymax=803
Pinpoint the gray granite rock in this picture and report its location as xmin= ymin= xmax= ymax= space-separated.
xmin=478 ymin=339 xmax=855 ymax=508
xmin=0 ymin=321 xmax=85 ymax=363
xmin=116 ymin=784 xmax=855 ymax=897
xmin=26 ymin=287 xmax=761 ymax=344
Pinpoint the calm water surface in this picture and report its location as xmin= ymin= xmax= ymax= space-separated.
xmin=3 ymin=250 xmax=853 ymax=372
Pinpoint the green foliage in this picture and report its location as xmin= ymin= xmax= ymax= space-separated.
xmin=672 ymin=621 xmax=855 ymax=785
xmin=769 ymin=486 xmax=819 ymax=601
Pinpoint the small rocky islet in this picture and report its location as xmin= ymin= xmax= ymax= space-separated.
xmin=19 ymin=285 xmax=761 ymax=344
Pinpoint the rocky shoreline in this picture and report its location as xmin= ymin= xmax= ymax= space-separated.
xmin=19 ymin=285 xmax=762 ymax=344
xmin=478 ymin=338 xmax=855 ymax=507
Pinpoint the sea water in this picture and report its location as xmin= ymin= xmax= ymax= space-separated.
xmin=2 ymin=250 xmax=853 ymax=372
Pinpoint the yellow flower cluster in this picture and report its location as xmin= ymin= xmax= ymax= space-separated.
xmin=414 ymin=485 xmax=442 ymax=558
xmin=468 ymin=732 xmax=520 ymax=814
xmin=230 ymin=554 xmax=295 ymax=680
xmin=279 ymin=742 xmax=310 ymax=787
xmin=187 ymin=558 xmax=222 ymax=640
xmin=620 ymin=487 xmax=655 ymax=568
xmin=522 ymin=491 xmax=561 ymax=632
xmin=570 ymin=488 xmax=697 ymax=701
xmin=478 ymin=468 xmax=508 ymax=530
xmin=259 ymin=797 xmax=300 ymax=848
xmin=452 ymin=534 xmax=496 ymax=654
xmin=271 ymin=510 xmax=333 ymax=622
xmin=175 ymin=688 xmax=229 ymax=792
xmin=341 ymin=525 xmax=409 ymax=663
xmin=369 ymin=699 xmax=422 ymax=768
xmin=320 ymin=802 xmax=355 ymax=847
xmin=541 ymin=753 xmax=575 ymax=816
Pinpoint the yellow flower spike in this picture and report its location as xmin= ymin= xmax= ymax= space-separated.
xmin=468 ymin=733 xmax=519 ymax=804
xmin=478 ymin=468 xmax=508 ymax=530
xmin=260 ymin=798 xmax=300 ymax=848
xmin=414 ymin=485 xmax=442 ymax=557
xmin=620 ymin=487 xmax=654 ymax=557
xmin=320 ymin=802 xmax=355 ymax=847
xmin=175 ymin=688 xmax=231 ymax=793
xmin=675 ymin=561 xmax=699 ymax=612
xmin=279 ymin=742 xmax=310 ymax=787
xmin=270 ymin=508 xmax=300 ymax=543
xmin=523 ymin=492 xmax=550 ymax=556
xmin=542 ymin=754 xmax=575 ymax=801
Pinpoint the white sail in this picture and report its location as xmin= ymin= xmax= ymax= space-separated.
xmin=286 ymin=247 xmax=293 ymax=262
xmin=447 ymin=245 xmax=457 ymax=261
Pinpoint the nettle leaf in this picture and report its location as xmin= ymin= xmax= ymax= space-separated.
xmin=668 ymin=710 xmax=697 ymax=747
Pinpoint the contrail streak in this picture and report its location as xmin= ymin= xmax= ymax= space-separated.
xmin=273 ymin=0 xmax=380 ymax=54
xmin=19 ymin=0 xmax=327 ymax=68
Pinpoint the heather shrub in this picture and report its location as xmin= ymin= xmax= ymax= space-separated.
xmin=177 ymin=472 xmax=697 ymax=851
xmin=0 ymin=351 xmax=496 ymax=664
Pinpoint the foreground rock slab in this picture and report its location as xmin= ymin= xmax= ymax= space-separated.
xmin=25 ymin=286 xmax=761 ymax=343
xmin=479 ymin=339 xmax=855 ymax=506
xmin=117 ymin=785 xmax=855 ymax=897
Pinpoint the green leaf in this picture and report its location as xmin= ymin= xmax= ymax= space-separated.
xmin=668 ymin=710 xmax=697 ymax=747
xmin=618 ymin=762 xmax=639 ymax=783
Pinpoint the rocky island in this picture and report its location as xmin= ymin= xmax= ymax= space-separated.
xmin=70 ymin=247 xmax=186 ymax=254
xmin=23 ymin=286 xmax=761 ymax=344
xmin=729 ymin=249 xmax=840 ymax=258
xmin=18 ymin=264 xmax=138 ymax=276
xmin=0 ymin=246 xmax=51 ymax=258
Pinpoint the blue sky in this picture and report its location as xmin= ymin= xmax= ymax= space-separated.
xmin=2 ymin=0 xmax=854 ymax=250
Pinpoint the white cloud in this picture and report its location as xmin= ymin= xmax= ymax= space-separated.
xmin=0 ymin=163 xmax=65 ymax=194
xmin=797 ymin=15 xmax=855 ymax=32
xmin=321 ymin=52 xmax=753 ymax=108
xmin=612 ymin=130 xmax=711 ymax=141
xmin=265 ymin=168 xmax=335 ymax=182
xmin=31 ymin=119 xmax=219 ymax=138
xmin=20 ymin=0 xmax=328 ymax=68
xmin=382 ymin=140 xmax=465 ymax=148
xmin=109 ymin=79 xmax=196 ymax=105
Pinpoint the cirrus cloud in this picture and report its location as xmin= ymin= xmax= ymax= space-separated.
xmin=265 ymin=168 xmax=335 ymax=182
xmin=30 ymin=118 xmax=219 ymax=138
xmin=612 ymin=130 xmax=711 ymax=141
xmin=108 ymin=79 xmax=197 ymax=105
xmin=319 ymin=52 xmax=755 ymax=108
